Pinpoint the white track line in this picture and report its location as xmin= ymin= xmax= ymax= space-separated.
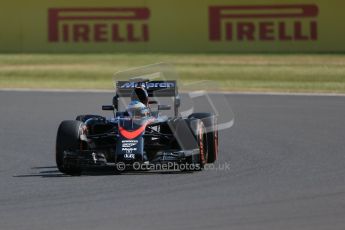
xmin=0 ymin=88 xmax=345 ymax=97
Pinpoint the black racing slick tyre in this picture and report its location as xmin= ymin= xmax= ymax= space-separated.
xmin=168 ymin=118 xmax=207 ymax=170
xmin=194 ymin=119 xmax=208 ymax=168
xmin=188 ymin=113 xmax=219 ymax=163
xmin=56 ymin=120 xmax=83 ymax=175
xmin=186 ymin=118 xmax=208 ymax=169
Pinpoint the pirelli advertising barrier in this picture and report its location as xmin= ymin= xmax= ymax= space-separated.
xmin=0 ymin=0 xmax=344 ymax=52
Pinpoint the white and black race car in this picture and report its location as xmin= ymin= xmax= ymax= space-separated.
xmin=56 ymin=80 xmax=218 ymax=175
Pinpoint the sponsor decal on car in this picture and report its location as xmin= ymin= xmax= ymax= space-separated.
xmin=124 ymin=153 xmax=136 ymax=159
xmin=119 ymin=81 xmax=175 ymax=89
xmin=122 ymin=140 xmax=138 ymax=148
xmin=122 ymin=140 xmax=138 ymax=155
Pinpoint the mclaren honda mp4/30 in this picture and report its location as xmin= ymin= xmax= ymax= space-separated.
xmin=56 ymin=80 xmax=218 ymax=175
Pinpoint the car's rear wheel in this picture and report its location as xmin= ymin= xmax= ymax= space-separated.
xmin=188 ymin=113 xmax=218 ymax=163
xmin=56 ymin=120 xmax=83 ymax=175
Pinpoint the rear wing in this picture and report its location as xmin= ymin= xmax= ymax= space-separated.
xmin=114 ymin=80 xmax=180 ymax=116
xmin=116 ymin=80 xmax=178 ymax=97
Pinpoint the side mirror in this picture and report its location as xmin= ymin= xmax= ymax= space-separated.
xmin=158 ymin=105 xmax=171 ymax=111
xmin=175 ymin=96 xmax=181 ymax=108
xmin=148 ymin=100 xmax=158 ymax=105
xmin=102 ymin=105 xmax=114 ymax=111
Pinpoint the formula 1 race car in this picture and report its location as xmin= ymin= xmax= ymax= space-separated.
xmin=56 ymin=80 xmax=218 ymax=175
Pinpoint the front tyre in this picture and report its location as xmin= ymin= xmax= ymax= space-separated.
xmin=185 ymin=118 xmax=208 ymax=170
xmin=56 ymin=120 xmax=83 ymax=175
xmin=188 ymin=113 xmax=218 ymax=163
xmin=195 ymin=119 xmax=208 ymax=168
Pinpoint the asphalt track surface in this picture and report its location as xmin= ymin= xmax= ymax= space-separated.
xmin=0 ymin=91 xmax=345 ymax=230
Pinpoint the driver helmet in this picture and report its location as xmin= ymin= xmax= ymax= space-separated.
xmin=127 ymin=100 xmax=149 ymax=118
xmin=131 ymin=86 xmax=149 ymax=106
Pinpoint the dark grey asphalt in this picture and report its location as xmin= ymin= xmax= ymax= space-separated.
xmin=0 ymin=91 xmax=345 ymax=230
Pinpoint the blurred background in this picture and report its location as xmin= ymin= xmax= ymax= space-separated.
xmin=0 ymin=0 xmax=344 ymax=93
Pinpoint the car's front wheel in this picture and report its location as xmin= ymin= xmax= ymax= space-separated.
xmin=56 ymin=120 xmax=83 ymax=175
xmin=194 ymin=119 xmax=208 ymax=168
xmin=184 ymin=118 xmax=208 ymax=170
xmin=188 ymin=113 xmax=218 ymax=163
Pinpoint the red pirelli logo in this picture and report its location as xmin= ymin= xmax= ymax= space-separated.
xmin=209 ymin=5 xmax=319 ymax=42
xmin=48 ymin=8 xmax=150 ymax=43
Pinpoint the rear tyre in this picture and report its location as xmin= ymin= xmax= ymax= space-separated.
xmin=188 ymin=113 xmax=218 ymax=163
xmin=56 ymin=120 xmax=83 ymax=175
